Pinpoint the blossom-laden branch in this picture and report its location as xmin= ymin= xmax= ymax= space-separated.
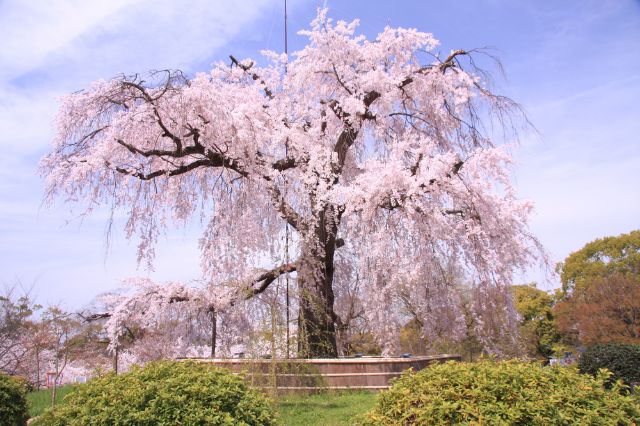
xmin=84 ymin=262 xmax=297 ymax=324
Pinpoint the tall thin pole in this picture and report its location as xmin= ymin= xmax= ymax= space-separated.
xmin=284 ymin=0 xmax=291 ymax=359
xmin=284 ymin=0 xmax=289 ymax=61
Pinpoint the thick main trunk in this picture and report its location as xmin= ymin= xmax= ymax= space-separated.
xmin=296 ymin=211 xmax=339 ymax=358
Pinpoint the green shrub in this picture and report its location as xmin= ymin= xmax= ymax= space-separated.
xmin=360 ymin=359 xmax=640 ymax=425
xmin=0 ymin=373 xmax=28 ymax=426
xmin=579 ymin=343 xmax=640 ymax=387
xmin=32 ymin=361 xmax=277 ymax=426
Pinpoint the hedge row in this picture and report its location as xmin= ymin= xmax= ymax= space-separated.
xmin=579 ymin=343 xmax=640 ymax=387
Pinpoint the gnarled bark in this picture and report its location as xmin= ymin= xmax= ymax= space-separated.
xmin=296 ymin=207 xmax=340 ymax=358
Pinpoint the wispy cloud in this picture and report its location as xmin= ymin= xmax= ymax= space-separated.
xmin=0 ymin=0 xmax=132 ymax=81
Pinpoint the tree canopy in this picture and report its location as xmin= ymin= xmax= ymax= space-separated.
xmin=510 ymin=284 xmax=559 ymax=358
xmin=555 ymin=274 xmax=640 ymax=346
xmin=555 ymin=231 xmax=640 ymax=347
xmin=41 ymin=11 xmax=543 ymax=357
xmin=557 ymin=230 xmax=640 ymax=297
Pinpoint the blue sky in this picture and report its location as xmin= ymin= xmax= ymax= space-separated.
xmin=0 ymin=0 xmax=638 ymax=308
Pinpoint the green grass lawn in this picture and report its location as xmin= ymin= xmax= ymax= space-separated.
xmin=26 ymin=384 xmax=77 ymax=418
xmin=27 ymin=385 xmax=376 ymax=425
xmin=277 ymin=391 xmax=377 ymax=426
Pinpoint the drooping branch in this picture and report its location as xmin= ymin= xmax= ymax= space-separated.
xmin=115 ymin=138 xmax=205 ymax=159
xmin=95 ymin=70 xmax=300 ymax=186
xmin=346 ymin=50 xmax=469 ymax=124
xmin=114 ymin=141 xmax=300 ymax=185
xmin=85 ymin=263 xmax=297 ymax=327
xmin=326 ymin=55 xmax=466 ymax=178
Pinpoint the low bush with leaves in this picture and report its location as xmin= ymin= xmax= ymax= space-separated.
xmin=0 ymin=373 xmax=28 ymax=426
xmin=359 ymin=359 xmax=640 ymax=425
xmin=32 ymin=361 xmax=277 ymax=425
xmin=579 ymin=343 xmax=640 ymax=387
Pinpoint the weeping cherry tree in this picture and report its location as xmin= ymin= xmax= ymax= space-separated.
xmin=42 ymin=11 xmax=544 ymax=358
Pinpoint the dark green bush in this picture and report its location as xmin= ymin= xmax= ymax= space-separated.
xmin=0 ymin=373 xmax=28 ymax=426
xmin=32 ymin=361 xmax=277 ymax=426
xmin=579 ymin=343 xmax=640 ymax=387
xmin=360 ymin=359 xmax=640 ymax=425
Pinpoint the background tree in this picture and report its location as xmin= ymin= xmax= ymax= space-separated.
xmin=0 ymin=289 xmax=101 ymax=389
xmin=0 ymin=285 xmax=39 ymax=377
xmin=555 ymin=231 xmax=640 ymax=347
xmin=555 ymin=274 xmax=640 ymax=346
xmin=510 ymin=283 xmax=560 ymax=358
xmin=556 ymin=230 xmax=640 ymax=298
xmin=41 ymin=307 xmax=82 ymax=407
xmin=42 ymin=11 xmax=543 ymax=357
xmin=22 ymin=319 xmax=52 ymax=390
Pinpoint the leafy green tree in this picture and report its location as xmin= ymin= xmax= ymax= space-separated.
xmin=557 ymin=230 xmax=640 ymax=297
xmin=510 ymin=284 xmax=560 ymax=358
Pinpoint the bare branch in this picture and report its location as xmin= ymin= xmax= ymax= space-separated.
xmin=80 ymin=312 xmax=112 ymax=322
xmin=266 ymin=183 xmax=306 ymax=232
xmin=229 ymin=55 xmax=274 ymax=99
xmin=112 ymin=159 xmax=220 ymax=181
xmin=245 ymin=263 xmax=297 ymax=298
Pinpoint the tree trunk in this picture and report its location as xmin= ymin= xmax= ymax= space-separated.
xmin=51 ymin=355 xmax=58 ymax=408
xmin=35 ymin=348 xmax=41 ymax=390
xmin=210 ymin=308 xmax=217 ymax=358
xmin=296 ymin=210 xmax=339 ymax=358
xmin=113 ymin=345 xmax=119 ymax=374
xmin=51 ymin=379 xmax=57 ymax=408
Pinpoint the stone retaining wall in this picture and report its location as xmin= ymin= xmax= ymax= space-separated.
xmin=181 ymin=354 xmax=460 ymax=393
